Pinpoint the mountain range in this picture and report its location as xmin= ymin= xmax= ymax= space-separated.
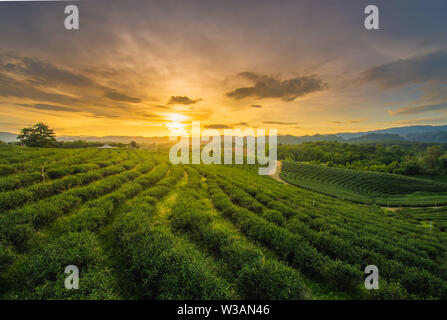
xmin=2 ymin=124 xmax=447 ymax=144
xmin=336 ymin=125 xmax=447 ymax=140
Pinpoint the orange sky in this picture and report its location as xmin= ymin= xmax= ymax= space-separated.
xmin=1 ymin=1 xmax=447 ymax=137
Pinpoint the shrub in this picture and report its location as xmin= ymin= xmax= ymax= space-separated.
xmin=263 ymin=209 xmax=286 ymax=226
xmin=238 ymin=260 xmax=310 ymax=299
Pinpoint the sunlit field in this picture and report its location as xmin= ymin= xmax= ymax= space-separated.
xmin=1 ymin=145 xmax=447 ymax=300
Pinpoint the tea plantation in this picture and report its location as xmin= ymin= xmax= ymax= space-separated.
xmin=280 ymin=161 xmax=447 ymax=206
xmin=1 ymin=145 xmax=447 ymax=299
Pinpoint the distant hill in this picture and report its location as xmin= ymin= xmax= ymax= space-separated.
xmin=337 ymin=125 xmax=447 ymax=140
xmin=405 ymin=131 xmax=447 ymax=143
xmin=0 ymin=132 xmax=17 ymax=143
xmin=278 ymin=134 xmax=343 ymax=145
xmin=0 ymin=132 xmax=170 ymax=145
xmin=279 ymin=125 xmax=447 ymax=144
xmin=347 ymin=133 xmax=405 ymax=143
xmin=57 ymin=135 xmax=170 ymax=145
xmin=2 ymin=124 xmax=447 ymax=145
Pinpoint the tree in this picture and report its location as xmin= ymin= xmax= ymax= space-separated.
xmin=130 ymin=141 xmax=139 ymax=149
xmin=419 ymin=146 xmax=443 ymax=175
xmin=17 ymin=123 xmax=56 ymax=147
xmin=439 ymin=152 xmax=447 ymax=172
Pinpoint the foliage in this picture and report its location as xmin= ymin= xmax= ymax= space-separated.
xmin=280 ymin=161 xmax=447 ymax=206
xmin=17 ymin=123 xmax=56 ymax=148
xmin=1 ymin=145 xmax=447 ymax=300
xmin=278 ymin=141 xmax=447 ymax=175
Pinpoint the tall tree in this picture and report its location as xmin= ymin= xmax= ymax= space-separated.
xmin=17 ymin=123 xmax=57 ymax=147
xmin=419 ymin=146 xmax=443 ymax=175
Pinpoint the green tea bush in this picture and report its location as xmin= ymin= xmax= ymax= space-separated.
xmin=4 ymin=231 xmax=118 ymax=299
xmin=113 ymin=205 xmax=234 ymax=299
xmin=170 ymin=184 xmax=309 ymax=300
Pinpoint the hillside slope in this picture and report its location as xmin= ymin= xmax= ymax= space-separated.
xmin=280 ymin=161 xmax=447 ymax=206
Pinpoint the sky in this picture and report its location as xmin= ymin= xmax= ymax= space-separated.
xmin=0 ymin=0 xmax=447 ymax=137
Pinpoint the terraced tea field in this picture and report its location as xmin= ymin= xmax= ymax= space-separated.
xmin=280 ymin=161 xmax=447 ymax=206
xmin=396 ymin=207 xmax=447 ymax=232
xmin=1 ymin=146 xmax=447 ymax=300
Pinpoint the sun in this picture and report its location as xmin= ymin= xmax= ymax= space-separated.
xmin=167 ymin=113 xmax=188 ymax=122
xmin=166 ymin=121 xmax=184 ymax=130
xmin=165 ymin=113 xmax=189 ymax=134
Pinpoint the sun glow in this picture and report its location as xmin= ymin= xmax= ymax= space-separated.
xmin=165 ymin=113 xmax=189 ymax=135
xmin=167 ymin=113 xmax=188 ymax=122
xmin=166 ymin=121 xmax=185 ymax=129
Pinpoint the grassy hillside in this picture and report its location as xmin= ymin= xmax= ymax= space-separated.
xmin=280 ymin=161 xmax=447 ymax=206
xmin=1 ymin=146 xmax=447 ymax=299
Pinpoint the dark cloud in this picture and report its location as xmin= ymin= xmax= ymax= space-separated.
xmin=17 ymin=103 xmax=78 ymax=112
xmin=204 ymin=124 xmax=232 ymax=129
xmin=227 ymin=72 xmax=328 ymax=101
xmin=167 ymin=96 xmax=201 ymax=105
xmin=0 ymin=54 xmax=152 ymax=121
xmin=0 ymin=54 xmax=95 ymax=88
xmin=16 ymin=102 xmax=124 ymax=120
xmin=389 ymin=103 xmax=447 ymax=116
xmin=233 ymin=122 xmax=249 ymax=127
xmin=330 ymin=120 xmax=362 ymax=124
xmin=362 ymin=50 xmax=447 ymax=89
xmin=104 ymin=91 xmax=141 ymax=103
xmin=263 ymin=121 xmax=297 ymax=125
xmin=138 ymin=112 xmax=160 ymax=118
xmin=250 ymin=104 xmax=263 ymax=108
xmin=85 ymin=112 xmax=120 ymax=119
xmin=153 ymin=105 xmax=171 ymax=109
xmin=0 ymin=73 xmax=80 ymax=105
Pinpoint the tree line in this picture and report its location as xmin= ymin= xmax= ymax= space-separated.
xmin=13 ymin=123 xmax=139 ymax=149
xmin=278 ymin=141 xmax=447 ymax=176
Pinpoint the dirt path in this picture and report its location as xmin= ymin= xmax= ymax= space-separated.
xmin=382 ymin=205 xmax=446 ymax=212
xmin=270 ymin=160 xmax=292 ymax=185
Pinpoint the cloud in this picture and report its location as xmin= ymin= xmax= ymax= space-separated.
xmin=0 ymin=55 xmax=134 ymax=110
xmin=104 ymin=91 xmax=141 ymax=103
xmin=153 ymin=105 xmax=171 ymax=109
xmin=263 ymin=121 xmax=297 ymax=125
xmin=0 ymin=73 xmax=80 ymax=105
xmin=330 ymin=120 xmax=362 ymax=124
xmin=16 ymin=102 xmax=125 ymax=120
xmin=250 ymin=104 xmax=262 ymax=108
xmin=362 ymin=50 xmax=447 ymax=89
xmin=167 ymin=96 xmax=201 ymax=105
xmin=1 ymin=54 xmax=95 ymax=88
xmin=0 ymin=54 xmax=163 ymax=125
xmin=388 ymin=114 xmax=447 ymax=125
xmin=17 ymin=103 xmax=78 ymax=112
xmin=389 ymin=103 xmax=447 ymax=116
xmin=86 ymin=112 xmax=120 ymax=119
xmin=137 ymin=112 xmax=160 ymax=118
xmin=233 ymin=122 xmax=249 ymax=127
xmin=204 ymin=124 xmax=232 ymax=129
xmin=226 ymin=72 xmax=328 ymax=101
xmin=363 ymin=51 xmax=447 ymax=117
